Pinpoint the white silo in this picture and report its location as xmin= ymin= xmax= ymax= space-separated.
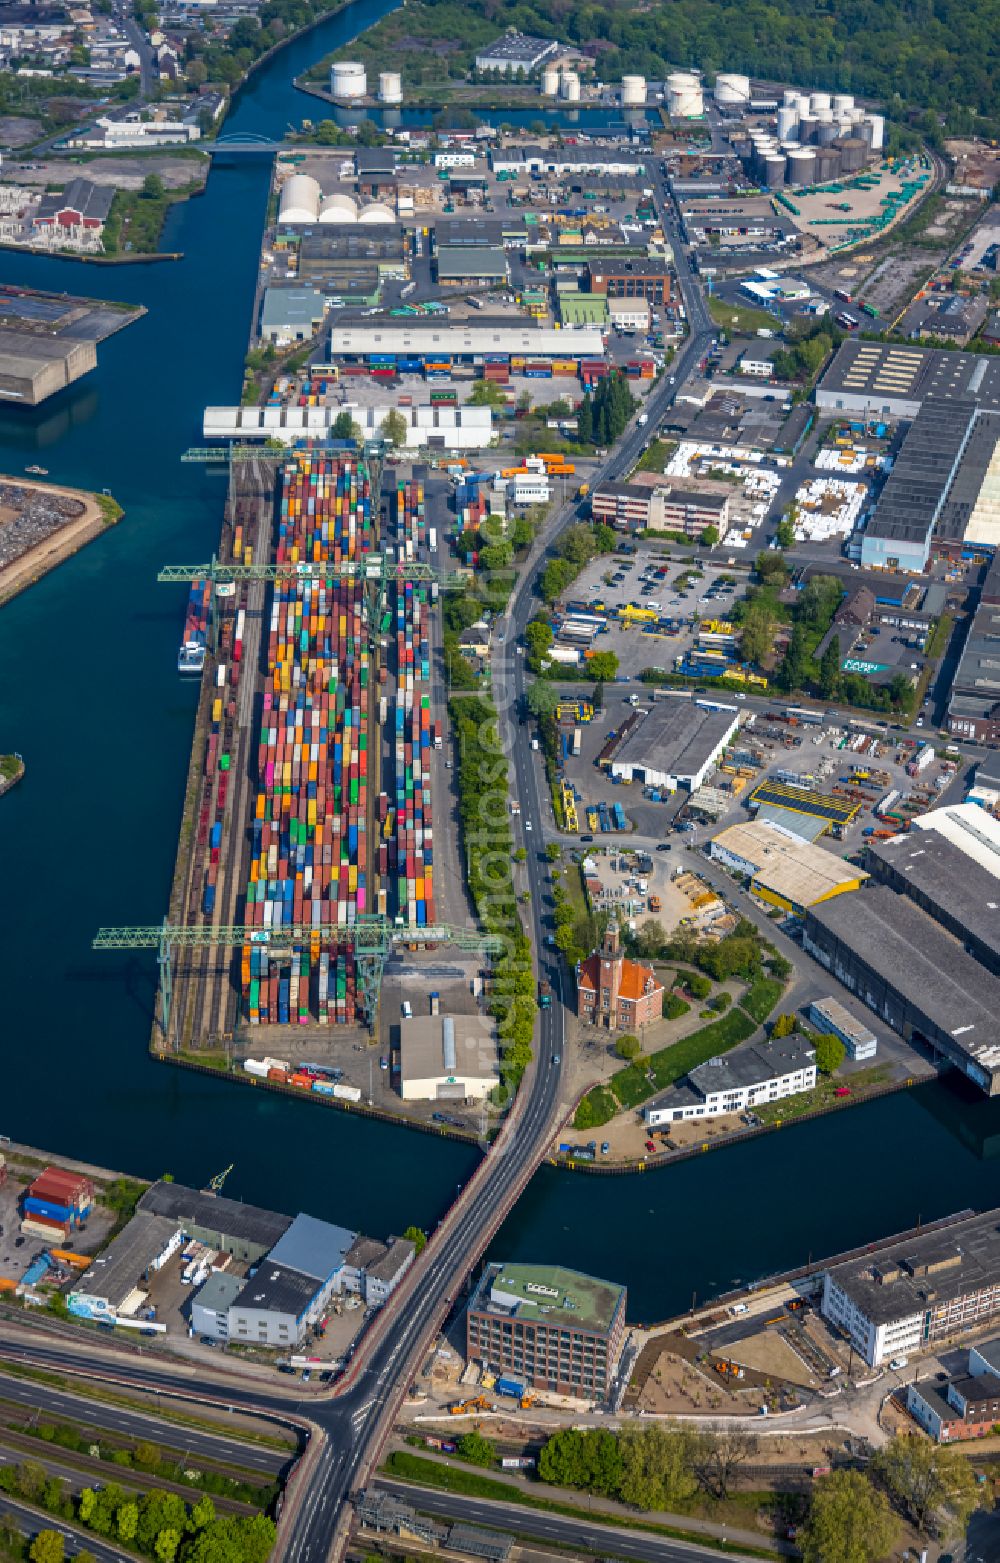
xmin=796 ymin=93 xmax=812 ymax=117
xmin=715 ymin=72 xmax=752 ymax=109
xmin=868 ymin=113 xmax=885 ymax=150
xmin=782 ymin=88 xmax=800 ymax=108
xmin=378 ymin=71 xmax=402 ymax=104
xmin=810 ymin=91 xmax=831 ymax=113
xmin=833 ymin=93 xmax=854 ymax=115
xmin=318 ymin=191 xmax=358 ymax=223
xmin=330 ymin=60 xmax=367 ymax=99
xmin=541 ymin=65 xmax=559 ymax=96
xmin=279 ymin=173 xmax=321 ymax=223
xmin=777 ymin=105 xmax=798 ymax=141
xmin=622 ymin=74 xmax=646 ymax=105
xmin=559 ymin=70 xmax=581 ymax=101
xmin=667 ymin=71 xmax=703 ymax=117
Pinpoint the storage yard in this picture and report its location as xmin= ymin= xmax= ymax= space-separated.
xmin=0 ymin=477 xmax=120 ymax=607
xmin=159 ymin=447 xmax=482 ymax=1115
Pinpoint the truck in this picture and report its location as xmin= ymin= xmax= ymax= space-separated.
xmin=433 ymin=720 xmax=442 ymax=751
xmin=637 ymin=412 xmax=649 ymax=426
xmin=538 ymin=979 xmax=552 ymax=1009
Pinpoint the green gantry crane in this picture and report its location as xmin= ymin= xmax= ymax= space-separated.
xmin=93 ymin=916 xmax=501 ymax=1039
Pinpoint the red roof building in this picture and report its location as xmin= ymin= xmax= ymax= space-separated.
xmin=576 ymin=916 xmax=664 ymax=1032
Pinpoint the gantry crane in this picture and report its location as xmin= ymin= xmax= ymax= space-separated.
xmin=93 ymin=916 xmax=502 ymax=1040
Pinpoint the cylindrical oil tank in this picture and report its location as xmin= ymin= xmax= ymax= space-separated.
xmin=798 ymin=116 xmax=818 ymax=144
xmin=318 ymin=191 xmax=358 ymax=223
xmin=560 ymin=70 xmax=581 ymax=101
xmin=715 ymin=72 xmax=752 ymax=108
xmin=815 ymin=148 xmax=840 ymax=181
xmin=783 ymin=88 xmax=800 ymax=108
xmin=856 ymin=118 xmax=874 ymax=146
xmin=837 ymin=136 xmax=866 ymax=172
xmin=331 ymin=60 xmax=367 ymax=98
xmin=849 ymin=107 xmax=866 ymax=125
xmin=868 ymin=113 xmax=885 ymax=150
xmin=780 ymin=140 xmax=801 ymax=153
xmin=816 ymin=120 xmax=839 ymax=146
xmin=378 ymin=70 xmax=402 ymax=103
xmin=833 ymin=93 xmax=854 ymax=116
xmin=622 ymin=74 xmax=646 ymax=105
xmin=541 ymin=65 xmax=559 ymax=96
xmin=777 ymin=105 xmax=798 ymax=141
xmin=279 ymin=173 xmax=321 ymax=223
xmin=796 ymin=93 xmax=812 ymax=116
xmin=764 ymin=154 xmax=786 ymax=188
xmin=667 ymin=72 xmax=703 ymax=117
xmin=817 ymin=107 xmax=834 ymax=123
xmin=810 ymin=91 xmax=831 ymax=113
xmin=787 ymin=147 xmax=817 ymax=185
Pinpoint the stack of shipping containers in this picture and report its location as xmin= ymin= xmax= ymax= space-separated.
xmin=242 ymin=453 xmax=375 ymax=1029
xmin=21 ymin=1168 xmax=94 ymax=1244
xmin=391 ymin=477 xmax=435 ymax=930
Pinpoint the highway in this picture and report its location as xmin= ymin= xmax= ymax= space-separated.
xmin=0 ymin=1492 xmax=134 ymax=1562
xmin=373 ymin=1480 xmax=765 ymax=1563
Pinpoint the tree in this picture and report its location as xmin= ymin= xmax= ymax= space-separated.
xmin=775 ymin=517 xmax=795 ymax=550
xmin=186 ymin=58 xmax=207 ymax=85
xmin=813 ymin=1033 xmax=845 ymax=1074
xmin=541 ymin=556 xmax=577 ymax=605
xmin=693 ymin=1427 xmax=759 ymax=1498
xmin=615 ymin=1033 xmax=641 ymax=1060
xmin=142 ymin=172 xmax=165 ymax=200
xmin=586 ymin=651 xmax=619 ymax=681
xmin=403 ymin=1225 xmax=426 ymax=1254
xmin=819 ymin=635 xmax=842 ymax=699
xmin=771 ymin=1012 xmax=797 ymax=1038
xmin=29 ymin=1534 xmax=64 ymax=1563
xmin=514 ymin=846 xmax=527 ymax=862
xmin=187 ymin=1496 xmax=216 ymax=1533
xmin=538 ymin=1428 xmax=622 ymax=1496
xmin=456 ymin=1431 xmax=496 ymax=1467
xmin=155 ymin=1533 xmax=181 ymax=1563
xmin=380 ymin=409 xmax=408 ymax=447
xmin=618 ymin=1424 xmax=699 ymax=1511
xmin=545 ymin=843 xmax=561 ymax=862
xmin=133 ymin=1441 xmax=161 ymax=1470
xmin=331 ymin=410 xmax=361 ymax=443
xmin=526 ymin=680 xmax=560 ymax=719
xmin=803 ymin=1469 xmax=898 ymax=1563
xmin=699 ymin=526 xmax=719 ymax=548
xmin=559 ymin=523 xmax=597 ymax=567
xmin=740 ymin=604 xmax=776 ymax=668
xmin=117 ymin=1503 xmax=139 ymax=1543
xmin=873 ymin=1434 xmax=981 ymax=1536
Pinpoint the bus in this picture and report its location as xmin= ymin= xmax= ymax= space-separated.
xmin=834 ymin=288 xmax=853 ymax=303
xmin=835 ymin=311 xmax=859 ymax=330
xmin=861 ymin=302 xmax=880 ymax=318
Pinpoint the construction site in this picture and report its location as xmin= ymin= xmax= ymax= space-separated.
xmin=96 ymin=447 xmax=494 ymax=1104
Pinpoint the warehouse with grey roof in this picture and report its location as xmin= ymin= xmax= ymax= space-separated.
xmin=606 ymin=698 xmax=740 ymax=791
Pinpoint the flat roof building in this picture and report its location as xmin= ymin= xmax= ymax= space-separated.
xmin=260 ymin=286 xmax=327 ymax=345
xmin=434 ymin=247 xmax=508 ymax=286
xmin=821 ymin=1208 xmax=1000 ymax=1365
xmin=645 ymin=1035 xmax=817 ymax=1126
xmin=866 ymin=804 xmax=1000 ymax=976
xmin=467 ymin=1261 xmax=627 ymax=1399
xmin=948 ymin=601 xmax=1000 ymax=744
xmin=329 ymin=322 xmax=605 ymax=362
xmin=808 ymin=995 xmax=877 ymax=1061
xmin=803 ymin=885 xmax=1000 ymax=1095
xmin=0 ymin=329 xmax=97 ymax=406
xmin=190 ymin=1269 xmax=243 ymax=1342
xmin=817 ymin=339 xmax=1000 ymax=420
xmin=398 ymin=1013 xmax=499 ymax=1101
xmin=861 ymin=397 xmax=978 ymax=572
xmin=710 ymin=817 xmax=867 ymax=914
xmin=138 ymin=1180 xmax=291 ymax=1262
xmin=592 ymin=480 xmax=731 ymax=540
xmin=606 ymin=697 xmax=740 ymax=791
xmin=69 ymin=1212 xmax=183 ymax=1321
xmin=474 ymin=31 xmax=558 ymax=74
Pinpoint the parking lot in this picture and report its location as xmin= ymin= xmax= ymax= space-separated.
xmin=553 ymin=545 xmax=746 ymax=679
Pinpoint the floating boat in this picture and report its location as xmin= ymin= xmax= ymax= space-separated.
xmin=177 ymin=579 xmax=210 ymax=674
xmin=25 ymin=465 xmax=48 ymax=476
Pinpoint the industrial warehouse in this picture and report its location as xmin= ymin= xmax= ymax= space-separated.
xmin=817 ymin=339 xmax=1000 ymax=421
xmin=603 ymin=698 xmax=741 ymax=791
xmin=709 ymin=817 xmax=868 ymax=914
xmin=68 ymin=1181 xmax=414 ymax=1346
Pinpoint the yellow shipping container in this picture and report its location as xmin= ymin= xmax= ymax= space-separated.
xmin=212 ymin=698 xmax=223 ymax=723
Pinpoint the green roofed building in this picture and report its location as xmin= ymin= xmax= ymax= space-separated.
xmin=466 ymin=1262 xmax=627 ymax=1399
xmin=558 ymin=291 xmax=609 ymax=327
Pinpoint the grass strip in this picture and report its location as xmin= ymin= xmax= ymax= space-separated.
xmin=382 ymin=1452 xmax=776 ymax=1558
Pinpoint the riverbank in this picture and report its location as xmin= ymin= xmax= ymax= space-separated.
xmin=0 ymin=753 xmax=24 ymax=796
xmin=0 ymin=479 xmax=122 ymax=608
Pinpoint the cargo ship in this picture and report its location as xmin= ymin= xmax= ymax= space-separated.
xmin=177 ymin=579 xmax=210 ymax=675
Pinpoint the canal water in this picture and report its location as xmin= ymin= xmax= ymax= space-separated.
xmin=1 ymin=0 xmax=999 ymax=1320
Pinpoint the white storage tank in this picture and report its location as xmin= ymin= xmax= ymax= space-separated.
xmin=777 ymin=104 xmax=798 ymax=141
xmin=622 ymin=74 xmax=646 ymax=105
xmin=541 ymin=65 xmax=559 ymax=96
xmin=833 ymin=93 xmax=854 ymax=115
xmin=868 ymin=113 xmax=885 ymax=149
xmin=319 ymin=191 xmax=358 ymax=223
xmin=796 ymin=93 xmax=812 ymax=117
xmin=782 ymin=88 xmax=800 ymax=108
xmin=810 ymin=91 xmax=831 ymax=113
xmin=330 ymin=60 xmax=367 ymax=99
xmin=715 ymin=72 xmax=752 ymax=108
xmin=667 ymin=71 xmax=703 ymax=117
xmin=279 ymin=173 xmax=321 ymax=223
xmin=378 ymin=71 xmax=402 ymax=104
xmin=559 ymin=70 xmax=581 ymax=101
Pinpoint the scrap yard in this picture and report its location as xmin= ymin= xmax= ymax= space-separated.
xmin=154 ymin=448 xmax=462 ymax=1091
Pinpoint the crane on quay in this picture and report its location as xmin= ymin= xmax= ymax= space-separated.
xmin=93 ymin=916 xmax=502 ymax=1041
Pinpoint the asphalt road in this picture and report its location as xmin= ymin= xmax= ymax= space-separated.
xmin=374 ymin=1479 xmax=739 ymax=1563
xmin=0 ymin=1491 xmax=133 ymax=1562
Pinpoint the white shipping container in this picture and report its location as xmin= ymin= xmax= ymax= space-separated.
xmin=333 ymin=1083 xmax=362 ymax=1102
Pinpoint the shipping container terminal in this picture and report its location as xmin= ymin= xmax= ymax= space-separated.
xmin=154 ymin=448 xmax=482 ymax=1078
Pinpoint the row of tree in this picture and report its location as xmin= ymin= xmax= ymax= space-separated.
xmin=576 ymin=373 xmax=637 ymax=449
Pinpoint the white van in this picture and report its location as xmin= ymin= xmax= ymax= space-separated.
xmin=730 ymin=1303 xmax=749 ymax=1317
